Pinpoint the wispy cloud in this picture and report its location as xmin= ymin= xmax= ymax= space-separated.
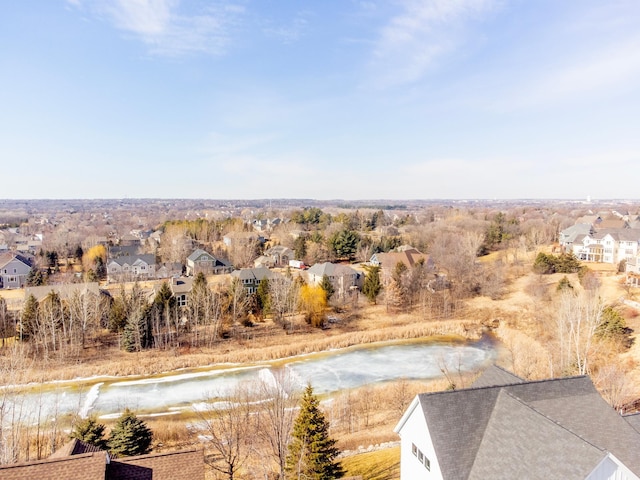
xmin=262 ymin=12 xmax=310 ymax=44
xmin=68 ymin=0 xmax=245 ymax=57
xmin=506 ymin=36 xmax=640 ymax=110
xmin=368 ymin=0 xmax=498 ymax=88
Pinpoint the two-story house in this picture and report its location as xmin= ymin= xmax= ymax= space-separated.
xmin=571 ymin=229 xmax=640 ymax=265
xmin=369 ymin=247 xmax=434 ymax=285
xmin=107 ymin=254 xmax=156 ymax=283
xmin=0 ymin=253 xmax=33 ymax=289
xmin=306 ymin=262 xmax=361 ymax=300
xmin=230 ymin=267 xmax=277 ymax=294
xmin=186 ymin=249 xmax=232 ymax=276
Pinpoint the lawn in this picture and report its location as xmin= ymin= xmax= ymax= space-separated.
xmin=341 ymin=446 xmax=400 ymax=480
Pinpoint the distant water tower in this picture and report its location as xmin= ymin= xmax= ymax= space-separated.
xmin=586 ymin=195 xmax=592 ymax=203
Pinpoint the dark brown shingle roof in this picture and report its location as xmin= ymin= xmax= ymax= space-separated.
xmin=107 ymin=449 xmax=204 ymax=480
xmin=0 ymin=451 xmax=108 ymax=480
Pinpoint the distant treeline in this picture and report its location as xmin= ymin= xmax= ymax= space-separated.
xmin=337 ymin=204 xmax=408 ymax=210
xmin=0 ymin=218 xmax=27 ymax=228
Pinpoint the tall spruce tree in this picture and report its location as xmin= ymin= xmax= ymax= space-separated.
xmin=285 ymin=384 xmax=343 ymax=480
xmin=108 ymin=409 xmax=153 ymax=457
xmin=362 ymin=265 xmax=382 ymax=304
xmin=71 ymin=416 xmax=108 ymax=450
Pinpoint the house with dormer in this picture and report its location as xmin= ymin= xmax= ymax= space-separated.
xmin=571 ymin=229 xmax=640 ymax=265
xmin=107 ymin=254 xmax=156 ymax=283
xmin=395 ymin=365 xmax=640 ymax=480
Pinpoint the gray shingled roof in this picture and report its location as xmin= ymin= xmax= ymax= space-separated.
xmin=469 ymin=390 xmax=607 ymax=480
xmin=414 ymin=374 xmax=640 ymax=479
xmin=187 ymin=248 xmax=213 ymax=262
xmin=307 ymin=262 xmax=357 ymax=278
xmin=625 ymin=413 xmax=640 ymax=434
xmin=25 ymin=282 xmax=101 ymax=303
xmin=230 ymin=267 xmax=276 ymax=281
xmin=108 ymin=254 xmax=155 ymax=266
xmin=471 ymin=364 xmax=524 ymax=388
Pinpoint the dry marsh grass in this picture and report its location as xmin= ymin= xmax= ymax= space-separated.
xmin=1 ymin=304 xmax=484 ymax=385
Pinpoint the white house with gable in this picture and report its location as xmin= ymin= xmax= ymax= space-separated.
xmin=395 ymin=365 xmax=640 ymax=480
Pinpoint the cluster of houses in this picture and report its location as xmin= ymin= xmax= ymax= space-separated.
xmin=558 ymin=212 xmax=640 ymax=285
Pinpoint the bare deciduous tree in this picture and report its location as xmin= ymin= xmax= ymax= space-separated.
xmin=554 ymin=288 xmax=604 ymax=376
xmin=196 ymin=384 xmax=255 ymax=480
xmin=255 ymin=369 xmax=300 ymax=480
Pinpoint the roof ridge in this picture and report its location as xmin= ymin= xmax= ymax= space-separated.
xmin=419 ymin=374 xmax=590 ymax=398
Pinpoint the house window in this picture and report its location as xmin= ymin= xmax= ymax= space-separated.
xmin=413 ymin=445 xmax=431 ymax=471
xmin=13 ymin=268 xmax=16 ymax=273
xmin=177 ymin=294 xmax=187 ymax=307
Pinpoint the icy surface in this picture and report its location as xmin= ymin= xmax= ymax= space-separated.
xmin=4 ymin=340 xmax=494 ymax=420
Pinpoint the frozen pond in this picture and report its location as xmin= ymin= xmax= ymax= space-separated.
xmin=4 ymin=337 xmax=495 ymax=421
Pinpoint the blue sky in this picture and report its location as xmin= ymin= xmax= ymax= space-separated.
xmin=1 ymin=0 xmax=639 ymax=200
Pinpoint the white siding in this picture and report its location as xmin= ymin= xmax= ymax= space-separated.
xmin=586 ymin=454 xmax=640 ymax=480
xmin=396 ymin=398 xmax=443 ymax=480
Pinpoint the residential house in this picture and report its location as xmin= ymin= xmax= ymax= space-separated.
xmin=254 ymin=255 xmax=276 ymax=269
xmin=156 ymin=262 xmax=183 ymax=279
xmin=0 ymin=439 xmax=204 ymax=480
xmin=107 ymin=254 xmax=156 ymax=283
xmin=186 ymin=249 xmax=232 ymax=276
xmin=558 ymin=223 xmax=594 ymax=250
xmin=230 ymin=267 xmax=277 ymax=294
xmin=394 ymin=365 xmax=640 ymax=480
xmin=0 ymin=253 xmax=33 ymax=289
xmin=369 ymin=248 xmax=434 ymax=284
xmin=306 ymin=262 xmax=361 ymax=300
xmin=571 ymin=229 xmax=640 ymax=265
xmin=574 ymin=214 xmax=602 ymax=227
xmin=118 ymin=234 xmax=142 ymax=247
xmin=260 ymin=245 xmax=293 ymax=268
xmin=25 ymin=282 xmax=103 ymax=304
xmin=626 ymin=255 xmax=640 ymax=286
xmin=598 ymin=217 xmax=630 ymax=230
xmin=168 ymin=276 xmax=193 ymax=308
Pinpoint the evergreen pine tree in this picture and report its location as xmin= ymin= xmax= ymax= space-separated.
xmin=107 ymin=408 xmax=153 ymax=457
xmin=256 ymin=277 xmax=271 ymax=316
xmin=71 ymin=416 xmax=108 ymax=450
xmin=362 ymin=265 xmax=382 ymax=304
xmin=20 ymin=294 xmax=39 ymax=340
xmin=285 ymin=384 xmax=343 ymax=480
xmin=319 ymin=275 xmax=335 ymax=301
xmin=25 ymin=267 xmax=45 ymax=286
